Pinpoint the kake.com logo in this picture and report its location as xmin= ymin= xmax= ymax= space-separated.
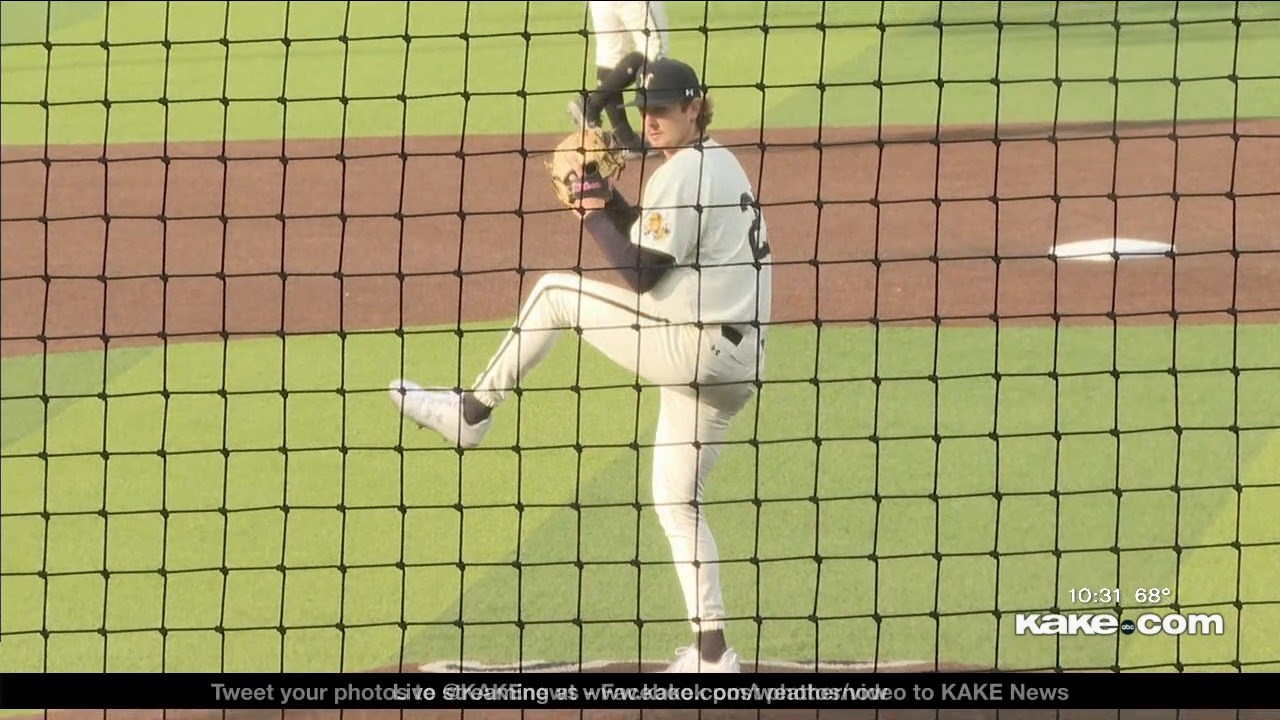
xmin=1013 ymin=612 xmax=1225 ymax=636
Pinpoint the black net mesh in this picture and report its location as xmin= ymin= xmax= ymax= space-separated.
xmin=0 ymin=1 xmax=1277 ymax=681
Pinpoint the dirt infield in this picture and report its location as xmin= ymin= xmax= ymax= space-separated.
xmin=2 ymin=119 xmax=1277 ymax=359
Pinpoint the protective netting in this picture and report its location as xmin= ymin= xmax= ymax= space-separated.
xmin=0 ymin=1 xmax=1276 ymax=685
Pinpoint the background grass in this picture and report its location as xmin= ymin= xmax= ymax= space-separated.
xmin=2 ymin=0 xmax=1279 ymax=674
xmin=2 ymin=322 xmax=1280 ymax=671
xmin=1 ymin=1 xmax=1278 ymax=145
xmin=3 ymin=322 xmax=1278 ymax=671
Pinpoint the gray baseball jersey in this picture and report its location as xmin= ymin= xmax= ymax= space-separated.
xmin=632 ymin=138 xmax=773 ymax=332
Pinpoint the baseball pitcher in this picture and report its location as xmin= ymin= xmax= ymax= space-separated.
xmin=390 ymin=57 xmax=772 ymax=673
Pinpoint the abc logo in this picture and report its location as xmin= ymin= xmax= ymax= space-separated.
xmin=1120 ymin=619 xmax=1136 ymax=635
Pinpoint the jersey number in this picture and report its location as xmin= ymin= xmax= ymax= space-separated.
xmin=739 ymin=192 xmax=770 ymax=262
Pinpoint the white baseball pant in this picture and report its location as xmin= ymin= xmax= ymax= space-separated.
xmin=470 ymin=272 xmax=763 ymax=632
xmin=589 ymin=1 xmax=670 ymax=67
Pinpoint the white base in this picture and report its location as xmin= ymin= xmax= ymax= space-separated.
xmin=1050 ymin=237 xmax=1173 ymax=262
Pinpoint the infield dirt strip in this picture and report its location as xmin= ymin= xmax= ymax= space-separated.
xmin=1 ymin=119 xmax=1278 ymax=358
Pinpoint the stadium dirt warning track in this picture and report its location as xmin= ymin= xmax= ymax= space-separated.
xmin=1 ymin=119 xmax=1278 ymax=358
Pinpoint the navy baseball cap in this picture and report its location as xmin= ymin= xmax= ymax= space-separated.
xmin=631 ymin=57 xmax=704 ymax=111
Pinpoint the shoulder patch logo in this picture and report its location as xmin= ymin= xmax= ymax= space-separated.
xmin=642 ymin=212 xmax=669 ymax=241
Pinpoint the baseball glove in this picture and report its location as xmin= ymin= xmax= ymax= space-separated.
xmin=545 ymin=128 xmax=626 ymax=208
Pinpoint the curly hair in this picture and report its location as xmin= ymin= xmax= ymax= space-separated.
xmin=692 ymin=94 xmax=714 ymax=134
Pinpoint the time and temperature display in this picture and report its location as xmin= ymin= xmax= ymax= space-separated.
xmin=1069 ymin=587 xmax=1172 ymax=605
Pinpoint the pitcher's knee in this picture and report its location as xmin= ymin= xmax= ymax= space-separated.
xmin=529 ymin=272 xmax=577 ymax=297
xmin=524 ymin=273 xmax=579 ymax=321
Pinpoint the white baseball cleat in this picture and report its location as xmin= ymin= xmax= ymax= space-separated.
xmin=661 ymin=646 xmax=742 ymax=673
xmin=388 ymin=379 xmax=492 ymax=450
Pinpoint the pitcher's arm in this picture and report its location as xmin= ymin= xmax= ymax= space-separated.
xmin=583 ymin=192 xmax=674 ymax=294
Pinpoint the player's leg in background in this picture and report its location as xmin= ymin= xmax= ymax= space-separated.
xmin=600 ymin=2 xmax=669 ymax=153
xmin=594 ymin=63 xmax=646 ymax=153
xmin=620 ymin=0 xmax=669 ymax=62
xmin=650 ymin=337 xmax=757 ymax=670
xmin=572 ymin=1 xmax=628 ymax=130
xmin=572 ymin=3 xmax=666 ymax=155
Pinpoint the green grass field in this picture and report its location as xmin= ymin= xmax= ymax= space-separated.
xmin=2 ymin=323 xmax=1280 ymax=673
xmin=2 ymin=0 xmax=1279 ymax=675
xmin=2 ymin=1 xmax=1279 ymax=145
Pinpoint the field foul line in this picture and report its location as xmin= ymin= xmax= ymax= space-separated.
xmin=417 ymin=659 xmax=929 ymax=673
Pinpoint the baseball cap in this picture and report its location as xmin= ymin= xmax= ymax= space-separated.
xmin=631 ymin=57 xmax=704 ymax=111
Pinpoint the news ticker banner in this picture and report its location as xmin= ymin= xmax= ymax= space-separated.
xmin=0 ymin=673 xmax=1274 ymax=711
